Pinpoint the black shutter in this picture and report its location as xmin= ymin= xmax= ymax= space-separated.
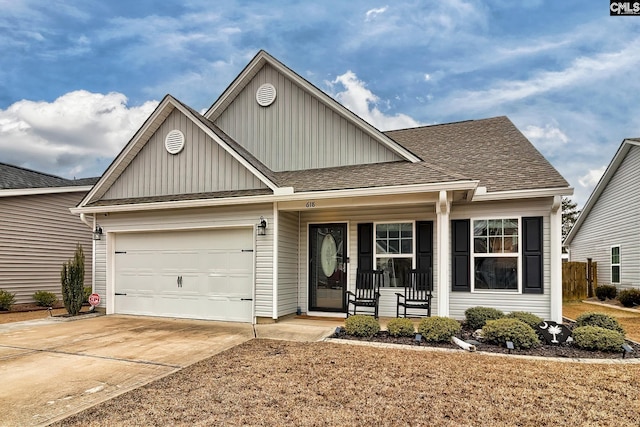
xmin=357 ymin=223 xmax=373 ymax=271
xmin=416 ymin=221 xmax=433 ymax=271
xmin=451 ymin=219 xmax=470 ymax=292
xmin=523 ymin=216 xmax=543 ymax=294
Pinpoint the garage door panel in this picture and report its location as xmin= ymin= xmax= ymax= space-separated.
xmin=114 ymin=228 xmax=254 ymax=322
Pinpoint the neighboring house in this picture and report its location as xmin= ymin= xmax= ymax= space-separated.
xmin=565 ymin=139 xmax=640 ymax=291
xmin=72 ymin=51 xmax=572 ymax=323
xmin=0 ymin=162 xmax=98 ymax=304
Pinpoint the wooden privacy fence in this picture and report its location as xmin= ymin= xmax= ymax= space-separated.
xmin=562 ymin=261 xmax=597 ymax=301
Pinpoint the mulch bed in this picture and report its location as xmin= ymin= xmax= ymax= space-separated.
xmin=1 ymin=303 xmax=65 ymax=313
xmin=334 ymin=322 xmax=640 ymax=359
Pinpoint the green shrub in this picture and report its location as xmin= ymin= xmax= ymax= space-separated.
xmin=575 ymin=312 xmax=625 ymax=335
xmin=617 ymin=288 xmax=640 ymax=308
xmin=387 ymin=318 xmax=415 ymax=337
xmin=344 ymin=315 xmax=380 ymax=337
xmin=505 ymin=311 xmax=543 ymax=330
xmin=33 ymin=290 xmax=58 ymax=307
xmin=418 ymin=317 xmax=462 ymax=343
xmin=83 ymin=286 xmax=92 ymax=304
xmin=595 ymin=284 xmax=617 ymax=301
xmin=572 ymin=326 xmax=626 ymax=352
xmin=61 ymin=243 xmax=85 ymax=316
xmin=465 ymin=306 xmax=504 ymax=330
xmin=482 ymin=318 xmax=540 ymax=349
xmin=0 ymin=289 xmax=16 ymax=311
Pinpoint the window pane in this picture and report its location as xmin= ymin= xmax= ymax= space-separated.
xmin=488 ymin=220 xmax=502 ymax=236
xmin=388 ymin=240 xmax=399 ymax=254
xmin=401 ymin=239 xmax=412 ymax=254
xmin=503 ymin=236 xmax=518 ymax=253
xmin=376 ymin=257 xmax=412 ymax=287
xmin=376 ymin=240 xmax=388 ymax=254
xmin=611 ymin=247 xmax=620 ymax=264
xmin=612 ymin=266 xmax=620 ymax=283
xmin=489 ymin=236 xmax=503 ymax=253
xmin=474 ymin=237 xmax=487 ymax=253
xmin=474 ymin=257 xmax=518 ymax=290
xmin=474 ymin=220 xmax=487 ymax=237
xmin=503 ymin=219 xmax=518 ymax=236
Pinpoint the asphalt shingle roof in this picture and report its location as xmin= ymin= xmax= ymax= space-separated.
xmin=0 ymin=162 xmax=99 ymax=190
xmin=385 ymin=116 xmax=569 ymax=192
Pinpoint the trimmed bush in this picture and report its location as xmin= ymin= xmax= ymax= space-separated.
xmin=33 ymin=290 xmax=58 ymax=307
xmin=505 ymin=311 xmax=543 ymax=330
xmin=0 ymin=289 xmax=16 ymax=311
xmin=482 ymin=318 xmax=540 ymax=349
xmin=465 ymin=306 xmax=504 ymax=330
xmin=595 ymin=284 xmax=617 ymax=301
xmin=573 ymin=326 xmax=626 ymax=352
xmin=387 ymin=318 xmax=415 ymax=337
xmin=575 ymin=312 xmax=625 ymax=335
xmin=618 ymin=288 xmax=640 ymax=308
xmin=61 ymin=243 xmax=85 ymax=316
xmin=418 ymin=316 xmax=461 ymax=343
xmin=344 ymin=315 xmax=380 ymax=337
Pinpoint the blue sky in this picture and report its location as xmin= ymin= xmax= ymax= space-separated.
xmin=1 ymin=1 xmax=639 ymax=206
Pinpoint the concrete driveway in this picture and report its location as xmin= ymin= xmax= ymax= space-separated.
xmin=0 ymin=315 xmax=255 ymax=427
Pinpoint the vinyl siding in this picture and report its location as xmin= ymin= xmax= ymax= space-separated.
xmin=0 ymin=192 xmax=93 ymax=304
xmin=94 ymin=238 xmax=106 ymax=308
xmin=102 ymin=108 xmax=267 ymax=200
xmin=297 ymin=204 xmax=437 ymax=317
xmin=569 ymin=145 xmax=640 ymax=290
xmin=95 ymin=203 xmax=274 ymax=318
xmin=277 ymin=211 xmax=299 ymax=316
xmin=449 ymin=198 xmax=553 ymax=320
xmin=214 ymin=64 xmax=402 ymax=172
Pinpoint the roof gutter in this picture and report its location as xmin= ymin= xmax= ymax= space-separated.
xmin=470 ymin=186 xmax=573 ymax=202
xmin=70 ymin=180 xmax=480 ymax=215
xmin=0 ymin=185 xmax=94 ymax=198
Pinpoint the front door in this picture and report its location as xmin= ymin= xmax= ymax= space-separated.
xmin=309 ymin=223 xmax=347 ymax=312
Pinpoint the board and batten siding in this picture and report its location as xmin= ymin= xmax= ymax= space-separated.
xmin=569 ymin=145 xmax=640 ymax=290
xmin=297 ymin=204 xmax=437 ymax=318
xmin=449 ymin=198 xmax=553 ymax=320
xmin=277 ymin=211 xmax=299 ymax=316
xmin=0 ymin=192 xmax=93 ymax=304
xmin=102 ymin=108 xmax=267 ymax=201
xmin=214 ymin=64 xmax=402 ymax=172
xmin=94 ymin=203 xmax=274 ymax=318
xmin=94 ymin=238 xmax=106 ymax=308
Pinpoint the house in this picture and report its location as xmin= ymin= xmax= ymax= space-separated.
xmin=0 ymin=162 xmax=98 ymax=304
xmin=72 ymin=51 xmax=572 ymax=323
xmin=565 ymin=139 xmax=640 ymax=291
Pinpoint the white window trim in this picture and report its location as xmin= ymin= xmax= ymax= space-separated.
xmin=470 ymin=217 xmax=522 ymax=294
xmin=373 ymin=221 xmax=416 ymax=287
xmin=611 ymin=245 xmax=620 ymax=284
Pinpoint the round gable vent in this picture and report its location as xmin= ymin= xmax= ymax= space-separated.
xmin=256 ymin=83 xmax=277 ymax=107
xmin=165 ymin=130 xmax=185 ymax=155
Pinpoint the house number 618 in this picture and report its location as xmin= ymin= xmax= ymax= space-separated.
xmin=305 ymin=201 xmax=316 ymax=208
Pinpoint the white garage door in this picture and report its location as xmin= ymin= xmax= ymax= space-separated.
xmin=114 ymin=228 xmax=254 ymax=322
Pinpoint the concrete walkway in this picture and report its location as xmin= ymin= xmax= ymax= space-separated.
xmin=0 ymin=314 xmax=340 ymax=426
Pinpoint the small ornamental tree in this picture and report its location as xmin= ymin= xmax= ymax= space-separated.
xmin=61 ymin=243 xmax=85 ymax=316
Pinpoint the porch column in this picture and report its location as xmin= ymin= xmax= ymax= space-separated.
xmin=436 ymin=190 xmax=451 ymax=317
xmin=272 ymin=202 xmax=279 ymax=320
xmin=550 ymin=196 xmax=562 ymax=323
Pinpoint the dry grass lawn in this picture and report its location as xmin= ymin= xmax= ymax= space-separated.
xmin=54 ymin=340 xmax=640 ymax=427
xmin=563 ymin=301 xmax=640 ymax=342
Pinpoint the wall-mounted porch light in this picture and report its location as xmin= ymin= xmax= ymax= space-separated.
xmin=93 ymin=225 xmax=103 ymax=241
xmin=257 ymin=216 xmax=267 ymax=236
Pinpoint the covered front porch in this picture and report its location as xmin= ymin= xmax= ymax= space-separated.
xmin=272 ymin=188 xmax=459 ymax=320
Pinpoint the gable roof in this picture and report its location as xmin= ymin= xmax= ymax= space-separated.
xmin=79 ymin=94 xmax=283 ymax=208
xmin=0 ymin=162 xmax=98 ymax=196
xmin=564 ymin=138 xmax=640 ymax=245
xmin=204 ymin=50 xmax=421 ymax=164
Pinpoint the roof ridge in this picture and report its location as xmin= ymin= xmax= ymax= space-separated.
xmin=384 ymin=116 xmax=508 ymax=134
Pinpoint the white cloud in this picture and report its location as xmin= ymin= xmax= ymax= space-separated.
xmin=578 ymin=166 xmax=606 ymax=188
xmin=0 ymin=91 xmax=157 ymax=178
xmin=439 ymin=39 xmax=640 ymax=114
xmin=329 ymin=71 xmax=423 ymax=131
xmin=365 ymin=6 xmax=388 ymax=21
xmin=522 ymin=123 xmax=569 ymax=155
